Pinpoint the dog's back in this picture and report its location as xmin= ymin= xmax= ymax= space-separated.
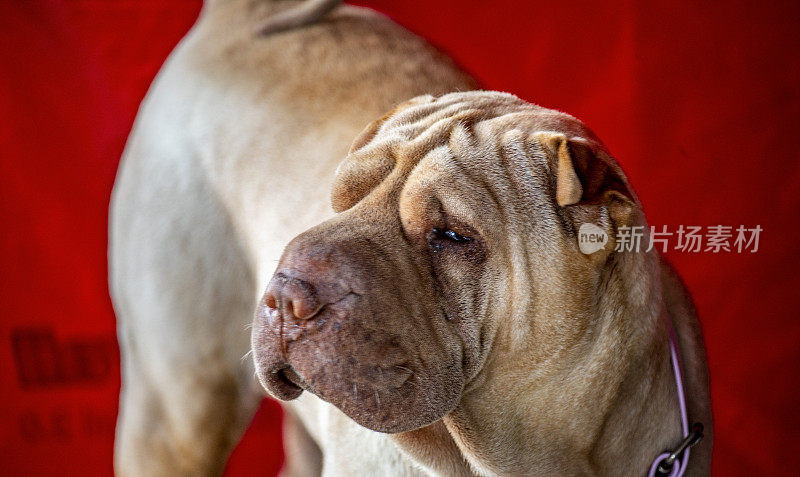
xmin=109 ymin=1 xmax=475 ymax=474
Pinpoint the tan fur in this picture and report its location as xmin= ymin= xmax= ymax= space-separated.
xmin=256 ymin=0 xmax=343 ymax=35
xmin=111 ymin=1 xmax=711 ymax=476
xmin=110 ymin=1 xmax=474 ymax=475
xmin=252 ymin=92 xmax=712 ymax=475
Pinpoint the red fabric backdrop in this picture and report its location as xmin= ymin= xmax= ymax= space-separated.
xmin=1 ymin=0 xmax=799 ymax=475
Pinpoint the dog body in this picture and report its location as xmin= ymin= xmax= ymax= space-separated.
xmin=111 ymin=1 xmax=474 ymax=475
xmin=110 ymin=1 xmax=711 ymax=475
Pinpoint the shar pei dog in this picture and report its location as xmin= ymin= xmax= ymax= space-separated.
xmin=110 ymin=0 xmax=712 ymax=475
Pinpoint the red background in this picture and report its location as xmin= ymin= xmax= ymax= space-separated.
xmin=2 ymin=0 xmax=799 ymax=475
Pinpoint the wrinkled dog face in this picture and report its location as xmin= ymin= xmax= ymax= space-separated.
xmin=251 ymin=91 xmax=633 ymax=433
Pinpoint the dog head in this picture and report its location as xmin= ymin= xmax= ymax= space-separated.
xmin=251 ymin=91 xmax=640 ymax=433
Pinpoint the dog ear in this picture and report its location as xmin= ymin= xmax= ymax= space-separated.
xmin=334 ymin=96 xmax=437 ymax=212
xmin=347 ymin=95 xmax=436 ymax=154
xmin=533 ymin=131 xmax=637 ymax=215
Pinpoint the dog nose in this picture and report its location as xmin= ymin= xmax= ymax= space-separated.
xmin=264 ymin=273 xmax=324 ymax=321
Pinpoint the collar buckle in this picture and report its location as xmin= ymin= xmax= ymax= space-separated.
xmin=656 ymin=422 xmax=704 ymax=475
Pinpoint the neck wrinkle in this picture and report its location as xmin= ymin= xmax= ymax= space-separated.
xmin=441 ymin=251 xmax=676 ymax=475
xmin=588 ymin=311 xmax=680 ymax=473
xmin=585 ymin=251 xmax=680 ymax=473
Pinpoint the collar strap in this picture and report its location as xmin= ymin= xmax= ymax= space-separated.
xmin=648 ymin=323 xmax=704 ymax=476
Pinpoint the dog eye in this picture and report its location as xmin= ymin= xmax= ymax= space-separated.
xmin=428 ymin=228 xmax=472 ymax=253
xmin=430 ymin=228 xmax=472 ymax=244
xmin=426 ymin=226 xmax=485 ymax=262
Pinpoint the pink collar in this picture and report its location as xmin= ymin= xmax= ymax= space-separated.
xmin=647 ymin=321 xmax=704 ymax=476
